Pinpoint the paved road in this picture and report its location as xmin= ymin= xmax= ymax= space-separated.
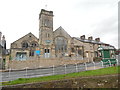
xmin=0 ymin=61 xmax=112 ymax=82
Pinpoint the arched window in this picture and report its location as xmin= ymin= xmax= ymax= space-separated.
xmin=46 ymin=33 xmax=50 ymax=38
xmin=31 ymin=41 xmax=38 ymax=47
xmin=55 ymin=37 xmax=67 ymax=53
xmin=22 ymin=42 xmax=28 ymax=48
xmin=31 ymin=43 xmax=37 ymax=47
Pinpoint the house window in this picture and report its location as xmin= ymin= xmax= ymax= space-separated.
xmin=86 ymin=52 xmax=89 ymax=57
xmin=78 ymin=50 xmax=82 ymax=55
xmin=29 ymin=51 xmax=34 ymax=56
xmin=90 ymin=45 xmax=92 ymax=50
xmin=48 ymin=34 xmax=50 ymax=37
xmin=71 ymin=48 xmax=74 ymax=52
xmin=95 ymin=51 xmax=98 ymax=57
xmin=46 ymin=33 xmax=50 ymax=38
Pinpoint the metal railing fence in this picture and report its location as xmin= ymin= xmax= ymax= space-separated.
xmin=1 ymin=59 xmax=119 ymax=82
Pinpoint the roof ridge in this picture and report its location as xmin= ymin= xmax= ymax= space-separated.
xmin=11 ymin=32 xmax=38 ymax=44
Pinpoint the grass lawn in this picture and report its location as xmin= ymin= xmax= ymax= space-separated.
xmin=2 ymin=66 xmax=119 ymax=86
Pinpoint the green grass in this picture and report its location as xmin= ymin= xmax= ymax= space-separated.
xmin=2 ymin=66 xmax=119 ymax=86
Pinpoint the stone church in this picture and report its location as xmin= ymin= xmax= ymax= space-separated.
xmin=10 ymin=9 xmax=115 ymax=62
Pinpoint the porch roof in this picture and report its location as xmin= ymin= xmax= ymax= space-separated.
xmin=98 ymin=46 xmax=115 ymax=50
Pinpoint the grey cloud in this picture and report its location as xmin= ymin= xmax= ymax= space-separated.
xmin=74 ymin=0 xmax=118 ymax=11
xmin=92 ymin=16 xmax=117 ymax=37
xmin=91 ymin=16 xmax=118 ymax=48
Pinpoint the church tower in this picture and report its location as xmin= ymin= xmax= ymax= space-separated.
xmin=39 ymin=9 xmax=55 ymax=58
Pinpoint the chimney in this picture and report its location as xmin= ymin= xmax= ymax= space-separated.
xmin=1 ymin=35 xmax=6 ymax=49
xmin=88 ymin=36 xmax=93 ymax=41
xmin=95 ymin=38 xmax=100 ymax=42
xmin=2 ymin=35 xmax=5 ymax=40
xmin=80 ymin=35 xmax=85 ymax=40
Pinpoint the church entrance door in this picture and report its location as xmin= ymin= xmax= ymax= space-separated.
xmin=44 ymin=49 xmax=50 ymax=58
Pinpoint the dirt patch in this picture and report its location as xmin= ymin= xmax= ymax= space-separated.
xmin=87 ymin=66 xmax=102 ymax=70
xmin=3 ymin=74 xmax=119 ymax=88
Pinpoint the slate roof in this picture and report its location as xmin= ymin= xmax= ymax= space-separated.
xmin=54 ymin=26 xmax=71 ymax=38
xmin=73 ymin=37 xmax=115 ymax=49
xmin=74 ymin=37 xmax=106 ymax=44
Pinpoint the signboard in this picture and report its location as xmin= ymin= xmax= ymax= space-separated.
xmin=35 ymin=50 xmax=41 ymax=55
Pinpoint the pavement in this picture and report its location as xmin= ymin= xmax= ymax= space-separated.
xmin=1 ymin=62 xmax=106 ymax=82
xmin=1 ymin=56 xmax=119 ymax=82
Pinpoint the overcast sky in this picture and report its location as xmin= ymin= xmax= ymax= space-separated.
xmin=0 ymin=0 xmax=119 ymax=49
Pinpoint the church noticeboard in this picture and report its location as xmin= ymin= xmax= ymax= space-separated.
xmin=35 ymin=50 xmax=41 ymax=55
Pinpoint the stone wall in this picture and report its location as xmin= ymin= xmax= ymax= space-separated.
xmin=6 ymin=58 xmax=88 ymax=70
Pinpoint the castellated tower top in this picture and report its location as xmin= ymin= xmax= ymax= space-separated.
xmin=39 ymin=9 xmax=54 ymax=29
xmin=39 ymin=9 xmax=53 ymax=19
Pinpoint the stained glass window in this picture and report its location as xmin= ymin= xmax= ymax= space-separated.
xmin=55 ymin=37 xmax=67 ymax=52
